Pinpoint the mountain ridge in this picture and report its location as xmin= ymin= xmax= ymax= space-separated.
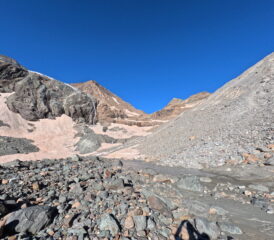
xmin=136 ymin=52 xmax=274 ymax=168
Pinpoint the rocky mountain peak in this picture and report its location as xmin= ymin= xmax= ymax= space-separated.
xmin=72 ymin=80 xmax=146 ymax=125
xmin=0 ymin=55 xmax=23 ymax=67
xmin=151 ymin=92 xmax=210 ymax=120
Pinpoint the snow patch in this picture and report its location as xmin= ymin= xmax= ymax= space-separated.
xmin=112 ymin=97 xmax=120 ymax=104
xmin=124 ymin=109 xmax=140 ymax=117
xmin=65 ymin=83 xmax=79 ymax=91
xmin=29 ymin=70 xmax=55 ymax=80
xmin=29 ymin=71 xmax=79 ymax=92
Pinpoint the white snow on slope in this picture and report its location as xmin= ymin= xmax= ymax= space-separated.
xmin=112 ymin=97 xmax=120 ymax=105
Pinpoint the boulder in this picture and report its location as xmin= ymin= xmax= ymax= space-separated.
xmin=5 ymin=206 xmax=57 ymax=234
xmin=99 ymin=214 xmax=120 ymax=236
xmin=194 ymin=217 xmax=220 ymax=240
xmin=0 ymin=55 xmax=98 ymax=124
xmin=176 ymin=176 xmax=204 ymax=192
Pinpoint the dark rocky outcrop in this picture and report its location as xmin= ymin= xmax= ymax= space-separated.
xmin=0 ymin=55 xmax=98 ymax=124
xmin=0 ymin=55 xmax=28 ymax=92
xmin=0 ymin=136 xmax=39 ymax=156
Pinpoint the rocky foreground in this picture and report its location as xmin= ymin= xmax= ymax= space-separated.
xmin=0 ymin=155 xmax=274 ymax=239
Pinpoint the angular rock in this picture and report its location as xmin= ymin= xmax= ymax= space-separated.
xmin=194 ymin=217 xmax=220 ymax=239
xmin=217 ymin=222 xmax=242 ymax=235
xmin=265 ymin=156 xmax=274 ymax=166
xmin=248 ymin=184 xmax=269 ymax=192
xmin=176 ymin=176 xmax=204 ymax=192
xmin=75 ymin=126 xmax=101 ymax=154
xmin=105 ymin=178 xmax=124 ymax=190
xmin=133 ymin=216 xmax=147 ymax=231
xmin=99 ymin=214 xmax=120 ymax=236
xmin=147 ymin=195 xmax=171 ymax=217
xmin=5 ymin=206 xmax=57 ymax=234
xmin=124 ymin=216 xmax=134 ymax=229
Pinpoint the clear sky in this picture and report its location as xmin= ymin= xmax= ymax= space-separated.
xmin=1 ymin=0 xmax=274 ymax=113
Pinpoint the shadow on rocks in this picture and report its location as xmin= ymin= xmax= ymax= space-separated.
xmin=175 ymin=220 xmax=210 ymax=240
xmin=3 ymin=206 xmax=58 ymax=237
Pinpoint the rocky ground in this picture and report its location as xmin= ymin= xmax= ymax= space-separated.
xmin=0 ymin=53 xmax=273 ymax=240
xmin=0 ymin=156 xmax=274 ymax=239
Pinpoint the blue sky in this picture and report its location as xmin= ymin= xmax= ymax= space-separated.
xmin=1 ymin=0 xmax=274 ymax=113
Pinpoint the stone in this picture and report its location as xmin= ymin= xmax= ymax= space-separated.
xmin=59 ymin=195 xmax=67 ymax=203
xmin=99 ymin=214 xmax=120 ymax=236
xmin=176 ymin=176 xmax=204 ymax=192
xmin=46 ymin=228 xmax=55 ymax=236
xmin=32 ymin=182 xmax=40 ymax=191
xmin=1 ymin=179 xmax=8 ymax=185
xmin=194 ymin=217 xmax=220 ymax=239
xmin=5 ymin=206 xmax=57 ymax=234
xmin=147 ymin=217 xmax=156 ymax=230
xmin=75 ymin=126 xmax=102 ymax=154
xmin=199 ymin=177 xmax=212 ymax=183
xmin=244 ymin=190 xmax=252 ymax=196
xmin=124 ymin=216 xmax=134 ymax=229
xmin=111 ymin=160 xmax=123 ymax=169
xmin=267 ymin=144 xmax=274 ymax=150
xmin=105 ymin=178 xmax=124 ymax=190
xmin=209 ymin=206 xmax=228 ymax=216
xmin=265 ymin=156 xmax=274 ymax=166
xmin=0 ymin=202 xmax=7 ymax=217
xmin=242 ymin=153 xmax=261 ymax=164
xmin=188 ymin=200 xmax=210 ymax=218
xmin=133 ymin=216 xmax=147 ymax=231
xmin=147 ymin=195 xmax=171 ymax=217
xmin=71 ymin=201 xmax=81 ymax=209
xmin=71 ymin=154 xmax=81 ymax=161
xmin=248 ymin=184 xmax=269 ymax=192
xmin=141 ymin=168 xmax=158 ymax=176
xmin=217 ymin=222 xmax=242 ymax=235
xmin=153 ymin=174 xmax=172 ymax=183
xmin=251 ymin=197 xmax=268 ymax=210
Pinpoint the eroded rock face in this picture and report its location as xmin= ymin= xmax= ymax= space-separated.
xmin=0 ymin=55 xmax=98 ymax=124
xmin=72 ymin=80 xmax=210 ymax=127
xmin=0 ymin=55 xmax=28 ymax=92
xmin=72 ymin=80 xmax=145 ymax=125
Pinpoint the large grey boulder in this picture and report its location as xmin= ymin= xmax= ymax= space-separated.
xmin=5 ymin=206 xmax=57 ymax=234
xmin=176 ymin=176 xmax=204 ymax=192
xmin=0 ymin=55 xmax=98 ymax=124
xmin=74 ymin=126 xmax=102 ymax=154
